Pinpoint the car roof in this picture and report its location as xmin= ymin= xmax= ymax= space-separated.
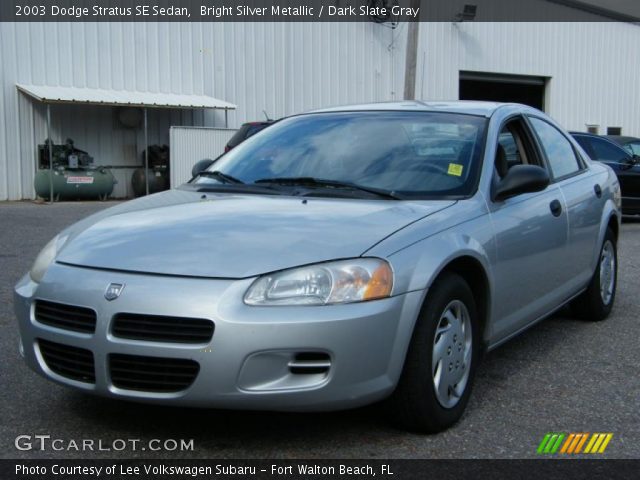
xmin=240 ymin=121 xmax=274 ymax=126
xmin=570 ymin=131 xmax=619 ymax=143
xmin=570 ymin=131 xmax=600 ymax=137
xmin=604 ymin=135 xmax=640 ymax=144
xmin=307 ymin=100 xmax=534 ymax=118
xmin=570 ymin=131 xmax=632 ymax=153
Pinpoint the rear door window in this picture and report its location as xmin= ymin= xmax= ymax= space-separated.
xmin=529 ymin=117 xmax=582 ymax=179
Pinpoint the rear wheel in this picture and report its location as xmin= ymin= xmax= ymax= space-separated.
xmin=571 ymin=228 xmax=617 ymax=321
xmin=390 ymin=272 xmax=479 ymax=433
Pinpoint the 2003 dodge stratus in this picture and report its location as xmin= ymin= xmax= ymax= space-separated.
xmin=15 ymin=102 xmax=621 ymax=432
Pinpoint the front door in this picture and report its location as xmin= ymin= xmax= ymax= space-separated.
xmin=488 ymin=117 xmax=570 ymax=342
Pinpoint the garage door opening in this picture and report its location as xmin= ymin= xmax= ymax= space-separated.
xmin=459 ymin=72 xmax=547 ymax=111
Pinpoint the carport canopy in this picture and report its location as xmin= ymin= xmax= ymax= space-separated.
xmin=17 ymin=84 xmax=236 ymax=201
xmin=16 ymin=84 xmax=236 ymax=110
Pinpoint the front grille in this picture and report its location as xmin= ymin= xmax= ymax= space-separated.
xmin=38 ymin=339 xmax=95 ymax=383
xmin=109 ymin=354 xmax=199 ymax=392
xmin=112 ymin=313 xmax=214 ymax=344
xmin=35 ymin=300 xmax=97 ymax=334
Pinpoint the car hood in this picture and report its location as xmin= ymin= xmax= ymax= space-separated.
xmin=56 ymin=190 xmax=455 ymax=278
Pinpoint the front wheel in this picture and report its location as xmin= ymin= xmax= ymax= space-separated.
xmin=571 ymin=228 xmax=617 ymax=321
xmin=389 ymin=272 xmax=479 ymax=433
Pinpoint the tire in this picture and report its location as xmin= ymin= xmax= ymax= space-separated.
xmin=571 ymin=228 xmax=617 ymax=321
xmin=389 ymin=272 xmax=480 ymax=433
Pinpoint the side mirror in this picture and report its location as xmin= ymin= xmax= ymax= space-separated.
xmin=620 ymin=156 xmax=637 ymax=170
xmin=494 ymin=165 xmax=550 ymax=201
xmin=191 ymin=158 xmax=215 ymax=178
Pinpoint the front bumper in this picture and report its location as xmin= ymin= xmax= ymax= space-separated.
xmin=14 ymin=263 xmax=424 ymax=411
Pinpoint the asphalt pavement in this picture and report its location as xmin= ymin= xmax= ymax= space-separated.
xmin=1 ymin=201 xmax=638 ymax=459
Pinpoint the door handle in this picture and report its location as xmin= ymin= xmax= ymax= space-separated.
xmin=550 ymin=199 xmax=562 ymax=217
xmin=594 ymin=184 xmax=602 ymax=198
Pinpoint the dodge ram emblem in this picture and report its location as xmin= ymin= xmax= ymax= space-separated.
xmin=104 ymin=283 xmax=125 ymax=301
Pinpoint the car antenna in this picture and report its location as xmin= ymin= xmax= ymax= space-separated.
xmin=263 ymin=110 xmax=272 ymax=121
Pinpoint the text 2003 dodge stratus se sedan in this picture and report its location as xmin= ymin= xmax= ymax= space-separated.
xmin=15 ymin=102 xmax=620 ymax=432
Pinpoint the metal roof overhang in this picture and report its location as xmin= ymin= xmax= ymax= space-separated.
xmin=18 ymin=84 xmax=236 ymax=202
xmin=16 ymin=84 xmax=236 ymax=110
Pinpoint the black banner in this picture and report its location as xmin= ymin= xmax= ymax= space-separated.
xmin=1 ymin=0 xmax=640 ymax=23
xmin=3 ymin=459 xmax=640 ymax=480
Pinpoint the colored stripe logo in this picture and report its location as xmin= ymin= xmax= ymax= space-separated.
xmin=537 ymin=433 xmax=613 ymax=454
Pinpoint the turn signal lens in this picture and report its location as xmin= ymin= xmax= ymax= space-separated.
xmin=363 ymin=262 xmax=394 ymax=300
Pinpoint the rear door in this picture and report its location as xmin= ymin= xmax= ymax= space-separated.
xmin=528 ymin=118 xmax=602 ymax=291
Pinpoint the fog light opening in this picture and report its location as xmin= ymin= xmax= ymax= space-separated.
xmin=288 ymin=352 xmax=331 ymax=375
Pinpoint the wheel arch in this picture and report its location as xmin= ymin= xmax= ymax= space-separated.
xmin=429 ymin=255 xmax=492 ymax=351
xmin=592 ymin=199 xmax=621 ymax=271
xmin=383 ymin=224 xmax=495 ymax=385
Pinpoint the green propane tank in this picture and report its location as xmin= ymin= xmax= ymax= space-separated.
xmin=131 ymin=168 xmax=169 ymax=197
xmin=34 ymin=167 xmax=116 ymax=201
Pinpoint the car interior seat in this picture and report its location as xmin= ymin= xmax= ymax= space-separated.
xmin=495 ymin=144 xmax=509 ymax=178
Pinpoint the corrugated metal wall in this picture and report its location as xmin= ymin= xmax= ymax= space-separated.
xmin=416 ymin=21 xmax=640 ymax=134
xmin=0 ymin=22 xmax=405 ymax=200
xmin=169 ymin=126 xmax=237 ymax=187
xmin=2 ymin=18 xmax=640 ymax=201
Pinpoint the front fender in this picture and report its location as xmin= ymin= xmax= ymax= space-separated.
xmin=381 ymin=214 xmax=495 ymax=347
xmin=387 ymin=228 xmax=494 ymax=296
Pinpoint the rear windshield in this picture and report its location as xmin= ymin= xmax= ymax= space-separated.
xmin=209 ymin=111 xmax=488 ymax=198
xmin=575 ymin=136 xmax=629 ymax=162
xmin=227 ymin=123 xmax=270 ymax=148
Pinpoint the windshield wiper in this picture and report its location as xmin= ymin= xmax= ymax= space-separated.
xmin=197 ymin=170 xmax=244 ymax=184
xmin=254 ymin=177 xmax=402 ymax=200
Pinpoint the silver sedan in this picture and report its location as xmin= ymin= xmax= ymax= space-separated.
xmin=15 ymin=102 xmax=621 ymax=432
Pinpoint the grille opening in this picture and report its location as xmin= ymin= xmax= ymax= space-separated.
xmin=109 ymin=354 xmax=199 ymax=393
xmin=288 ymin=352 xmax=331 ymax=375
xmin=112 ymin=313 xmax=214 ymax=344
xmin=38 ymin=339 xmax=95 ymax=384
xmin=34 ymin=300 xmax=97 ymax=334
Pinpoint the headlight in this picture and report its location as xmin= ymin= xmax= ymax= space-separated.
xmin=29 ymin=234 xmax=67 ymax=283
xmin=244 ymin=258 xmax=393 ymax=306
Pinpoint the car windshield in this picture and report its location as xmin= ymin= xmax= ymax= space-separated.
xmin=623 ymin=141 xmax=640 ymax=156
xmin=193 ymin=111 xmax=488 ymax=199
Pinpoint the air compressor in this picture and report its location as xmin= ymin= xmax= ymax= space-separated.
xmin=34 ymin=138 xmax=116 ymax=201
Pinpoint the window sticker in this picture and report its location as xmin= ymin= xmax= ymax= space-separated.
xmin=448 ymin=163 xmax=464 ymax=177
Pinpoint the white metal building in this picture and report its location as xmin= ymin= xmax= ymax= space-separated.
xmin=1 ymin=6 xmax=639 ymax=200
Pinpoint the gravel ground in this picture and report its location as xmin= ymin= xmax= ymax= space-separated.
xmin=1 ymin=201 xmax=638 ymax=459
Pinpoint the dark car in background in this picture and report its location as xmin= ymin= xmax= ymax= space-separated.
xmin=571 ymin=132 xmax=640 ymax=216
xmin=225 ymin=121 xmax=275 ymax=152
xmin=605 ymin=135 xmax=640 ymax=156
